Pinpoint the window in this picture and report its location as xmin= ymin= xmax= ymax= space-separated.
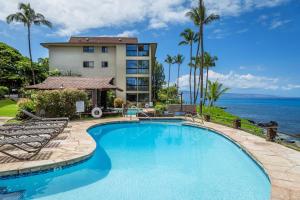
xmin=138 ymin=77 xmax=149 ymax=91
xmin=101 ymin=46 xmax=108 ymax=53
xmin=138 ymin=93 xmax=149 ymax=102
xmin=126 ymin=60 xmax=149 ymax=74
xmin=126 ymin=93 xmax=149 ymax=103
xmin=126 ymin=60 xmax=138 ymax=74
xmin=126 ymin=44 xmax=149 ymax=57
xmin=126 ymin=78 xmax=137 ymax=91
xmin=126 ymin=44 xmax=137 ymax=56
xmin=83 ymin=61 xmax=94 ymax=68
xmin=126 ymin=77 xmax=149 ymax=91
xmin=138 ymin=60 xmax=149 ymax=74
xmin=101 ymin=61 xmax=108 ymax=68
xmin=138 ymin=44 xmax=149 ymax=56
xmin=83 ymin=46 xmax=94 ymax=53
xmin=126 ymin=93 xmax=137 ymax=102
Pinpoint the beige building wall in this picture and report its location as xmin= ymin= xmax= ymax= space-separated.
xmin=47 ymin=44 xmax=153 ymax=104
xmin=49 ymin=46 xmax=116 ymax=78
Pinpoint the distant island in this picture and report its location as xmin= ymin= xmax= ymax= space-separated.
xmin=181 ymin=91 xmax=279 ymax=100
xmin=220 ymin=93 xmax=279 ymax=99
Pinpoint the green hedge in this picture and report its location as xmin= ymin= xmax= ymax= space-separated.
xmin=35 ymin=89 xmax=88 ymax=119
xmin=0 ymin=86 xmax=9 ymax=98
xmin=16 ymin=98 xmax=36 ymax=119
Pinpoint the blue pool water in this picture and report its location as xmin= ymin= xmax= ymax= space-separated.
xmin=0 ymin=122 xmax=270 ymax=200
xmin=126 ymin=108 xmax=142 ymax=116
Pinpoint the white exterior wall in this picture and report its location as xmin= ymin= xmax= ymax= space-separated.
xmin=47 ymin=44 xmax=153 ymax=104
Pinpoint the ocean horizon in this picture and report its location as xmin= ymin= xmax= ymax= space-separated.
xmin=182 ymin=92 xmax=300 ymax=136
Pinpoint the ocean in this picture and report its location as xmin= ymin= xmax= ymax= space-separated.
xmin=182 ymin=92 xmax=300 ymax=136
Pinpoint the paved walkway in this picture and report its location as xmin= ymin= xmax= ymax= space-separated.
xmin=201 ymin=121 xmax=300 ymax=200
xmin=0 ymin=117 xmax=13 ymax=126
xmin=0 ymin=117 xmax=299 ymax=200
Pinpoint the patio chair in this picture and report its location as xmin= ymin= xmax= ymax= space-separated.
xmin=1 ymin=128 xmax=64 ymax=139
xmin=0 ymin=124 xmax=66 ymax=131
xmin=0 ymin=136 xmax=49 ymax=160
xmin=21 ymin=109 xmax=69 ymax=122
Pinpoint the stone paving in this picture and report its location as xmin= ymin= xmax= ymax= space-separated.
xmin=0 ymin=117 xmax=13 ymax=126
xmin=199 ymin=121 xmax=300 ymax=200
xmin=0 ymin=117 xmax=299 ymax=200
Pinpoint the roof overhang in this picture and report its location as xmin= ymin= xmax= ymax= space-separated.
xmin=26 ymin=77 xmax=123 ymax=91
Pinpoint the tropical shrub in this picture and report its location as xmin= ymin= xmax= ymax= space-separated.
xmin=154 ymin=103 xmax=167 ymax=115
xmin=106 ymin=90 xmax=116 ymax=107
xmin=35 ymin=89 xmax=88 ymax=119
xmin=16 ymin=98 xmax=36 ymax=119
xmin=0 ymin=86 xmax=9 ymax=98
xmin=114 ymin=97 xmax=124 ymax=108
xmin=157 ymin=86 xmax=180 ymax=104
xmin=206 ymin=80 xmax=229 ymax=106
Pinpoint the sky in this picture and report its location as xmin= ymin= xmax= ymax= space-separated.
xmin=0 ymin=0 xmax=300 ymax=97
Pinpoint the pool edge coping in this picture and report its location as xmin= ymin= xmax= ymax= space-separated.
xmin=1 ymin=117 xmax=299 ymax=200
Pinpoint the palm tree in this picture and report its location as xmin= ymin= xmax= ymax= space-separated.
xmin=206 ymin=80 xmax=229 ymax=106
xmin=203 ymin=52 xmax=218 ymax=104
xmin=186 ymin=0 xmax=220 ymax=113
xmin=7 ymin=3 xmax=52 ymax=84
xmin=164 ymin=55 xmax=174 ymax=89
xmin=191 ymin=56 xmax=201 ymax=104
xmin=173 ymin=54 xmax=184 ymax=93
xmin=179 ymin=29 xmax=198 ymax=104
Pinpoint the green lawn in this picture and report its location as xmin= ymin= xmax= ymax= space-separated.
xmin=0 ymin=99 xmax=18 ymax=117
xmin=201 ymin=106 xmax=264 ymax=137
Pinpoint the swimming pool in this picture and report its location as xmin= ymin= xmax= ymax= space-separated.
xmin=0 ymin=122 xmax=271 ymax=200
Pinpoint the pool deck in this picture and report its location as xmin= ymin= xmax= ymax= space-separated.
xmin=0 ymin=117 xmax=299 ymax=200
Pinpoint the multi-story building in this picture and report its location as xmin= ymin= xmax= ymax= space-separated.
xmin=40 ymin=36 xmax=157 ymax=105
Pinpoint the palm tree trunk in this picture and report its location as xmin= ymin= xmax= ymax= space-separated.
xmin=195 ymin=64 xmax=201 ymax=102
xmin=199 ymin=22 xmax=204 ymax=114
xmin=27 ymin=24 xmax=35 ymax=85
xmin=194 ymin=0 xmax=202 ymax=105
xmin=168 ymin=64 xmax=171 ymax=88
xmin=167 ymin=64 xmax=171 ymax=99
xmin=204 ymin=67 xmax=209 ymax=104
xmin=193 ymin=66 xmax=197 ymax=104
xmin=177 ymin=64 xmax=180 ymax=92
xmin=189 ymin=43 xmax=192 ymax=104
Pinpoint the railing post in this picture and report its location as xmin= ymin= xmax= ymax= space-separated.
xmin=203 ymin=114 xmax=211 ymax=122
xmin=266 ymin=121 xmax=278 ymax=142
xmin=233 ymin=118 xmax=241 ymax=129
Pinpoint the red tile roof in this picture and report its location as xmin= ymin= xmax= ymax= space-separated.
xmin=26 ymin=77 xmax=123 ymax=91
xmin=69 ymin=36 xmax=138 ymax=44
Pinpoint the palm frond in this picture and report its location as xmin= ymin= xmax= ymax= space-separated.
xmin=164 ymin=55 xmax=174 ymax=64
xmin=179 ymin=41 xmax=188 ymax=46
xmin=34 ymin=13 xmax=52 ymax=28
xmin=186 ymin=7 xmax=201 ymax=25
xmin=204 ymin=14 xmax=220 ymax=25
xmin=6 ymin=12 xmax=27 ymax=25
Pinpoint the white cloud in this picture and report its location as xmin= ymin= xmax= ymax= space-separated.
xmin=239 ymin=65 xmax=265 ymax=71
xmin=204 ymin=0 xmax=290 ymax=16
xmin=177 ymin=70 xmax=279 ymax=91
xmin=97 ymin=30 xmax=139 ymax=38
xmin=116 ymin=30 xmax=139 ymax=37
xmin=0 ymin=0 xmax=290 ymax=36
xmin=269 ymin=19 xmax=291 ymax=29
xmin=282 ymin=84 xmax=300 ymax=90
xmin=236 ymin=28 xmax=248 ymax=34
xmin=0 ymin=0 xmax=189 ymax=36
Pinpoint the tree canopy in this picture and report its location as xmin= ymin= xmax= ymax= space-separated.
xmin=0 ymin=42 xmax=50 ymax=92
